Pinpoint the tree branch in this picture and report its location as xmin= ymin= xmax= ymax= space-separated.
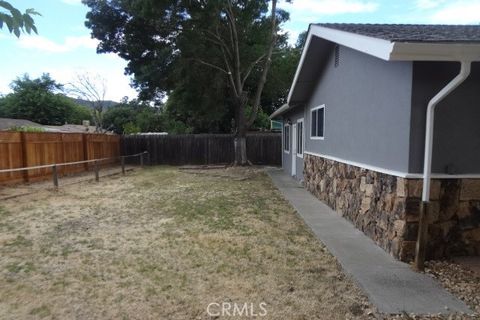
xmin=225 ymin=1 xmax=242 ymax=92
xmin=241 ymin=54 xmax=266 ymax=87
xmin=194 ymin=57 xmax=239 ymax=97
xmin=247 ymin=0 xmax=278 ymax=128
xmin=194 ymin=59 xmax=229 ymax=74
xmin=67 ymin=73 xmax=108 ymax=132
xmin=202 ymin=28 xmax=233 ymax=60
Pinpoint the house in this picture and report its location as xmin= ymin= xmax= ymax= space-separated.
xmin=270 ymin=24 xmax=480 ymax=262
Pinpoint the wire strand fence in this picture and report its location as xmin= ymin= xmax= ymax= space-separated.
xmin=0 ymin=132 xmax=121 ymax=184
xmin=0 ymin=151 xmax=148 ymax=189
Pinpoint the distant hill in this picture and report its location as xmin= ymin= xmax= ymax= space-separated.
xmin=69 ymin=97 xmax=118 ymax=109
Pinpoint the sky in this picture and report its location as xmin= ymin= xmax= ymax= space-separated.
xmin=1 ymin=0 xmax=479 ymax=101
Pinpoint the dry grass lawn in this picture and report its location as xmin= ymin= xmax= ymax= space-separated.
xmin=0 ymin=166 xmax=372 ymax=319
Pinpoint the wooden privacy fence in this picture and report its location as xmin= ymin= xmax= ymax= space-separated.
xmin=0 ymin=132 xmax=120 ymax=184
xmin=121 ymin=133 xmax=282 ymax=166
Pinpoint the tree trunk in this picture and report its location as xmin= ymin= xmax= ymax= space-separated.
xmin=234 ymin=101 xmax=248 ymax=165
xmin=234 ymin=136 xmax=247 ymax=165
xmin=246 ymin=0 xmax=278 ymax=127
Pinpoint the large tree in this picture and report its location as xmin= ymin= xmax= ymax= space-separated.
xmin=83 ymin=0 xmax=290 ymax=164
xmin=163 ymin=38 xmax=300 ymax=133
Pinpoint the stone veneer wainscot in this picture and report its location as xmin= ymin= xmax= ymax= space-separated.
xmin=304 ymin=153 xmax=480 ymax=262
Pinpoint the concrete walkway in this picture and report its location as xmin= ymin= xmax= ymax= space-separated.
xmin=267 ymin=168 xmax=472 ymax=315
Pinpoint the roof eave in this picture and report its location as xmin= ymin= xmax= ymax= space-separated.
xmin=286 ymin=24 xmax=314 ymax=105
xmin=269 ymin=104 xmax=290 ymax=119
xmin=390 ymin=42 xmax=480 ymax=61
xmin=287 ymin=25 xmax=480 ymax=105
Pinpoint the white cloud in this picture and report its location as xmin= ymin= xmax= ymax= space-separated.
xmin=416 ymin=0 xmax=445 ymax=9
xmin=281 ymin=0 xmax=379 ymax=16
xmin=284 ymin=28 xmax=301 ymax=45
xmin=0 ymin=79 xmax=9 ymax=96
xmin=428 ymin=1 xmax=480 ymax=24
xmin=18 ymin=35 xmax=99 ymax=53
xmin=45 ymin=66 xmax=137 ymax=102
xmin=62 ymin=0 xmax=82 ymax=5
xmin=0 ymin=61 xmax=137 ymax=101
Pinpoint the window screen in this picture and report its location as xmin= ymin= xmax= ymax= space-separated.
xmin=297 ymin=121 xmax=303 ymax=155
xmin=311 ymin=106 xmax=325 ymax=138
xmin=284 ymin=125 xmax=290 ymax=152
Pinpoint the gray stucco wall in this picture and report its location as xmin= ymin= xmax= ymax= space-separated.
xmin=282 ymin=108 xmax=305 ymax=180
xmin=409 ymin=62 xmax=480 ymax=174
xmin=304 ymin=45 xmax=414 ymax=172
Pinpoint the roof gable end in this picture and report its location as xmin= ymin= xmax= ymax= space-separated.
xmin=282 ymin=24 xmax=480 ymax=109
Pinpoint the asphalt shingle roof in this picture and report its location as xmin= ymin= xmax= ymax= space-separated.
xmin=315 ymin=23 xmax=480 ymax=43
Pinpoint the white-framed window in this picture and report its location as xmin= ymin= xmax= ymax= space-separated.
xmin=296 ymin=119 xmax=304 ymax=158
xmin=311 ymin=104 xmax=325 ymax=140
xmin=283 ymin=124 xmax=290 ymax=153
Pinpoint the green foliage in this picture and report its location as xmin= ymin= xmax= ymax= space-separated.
xmin=162 ymin=71 xmax=233 ymax=133
xmin=258 ymin=46 xmax=301 ymax=115
xmin=136 ymin=109 xmax=164 ymax=132
xmin=164 ymin=117 xmax=193 ymax=134
xmin=122 ymin=122 xmax=140 ymax=134
xmin=103 ymin=105 xmax=135 ymax=133
xmin=0 ymin=73 xmax=92 ymax=125
xmin=0 ymin=1 xmax=40 ymax=37
xmin=103 ymin=99 xmax=166 ymax=134
xmin=9 ymin=126 xmax=45 ymax=132
xmin=245 ymin=105 xmax=270 ymax=130
xmin=296 ymin=31 xmax=308 ymax=49
xmin=67 ymin=104 xmax=92 ymax=125
xmin=254 ymin=109 xmax=271 ymax=130
xmin=83 ymin=0 xmax=300 ymax=133
xmin=102 ymin=97 xmax=198 ymax=134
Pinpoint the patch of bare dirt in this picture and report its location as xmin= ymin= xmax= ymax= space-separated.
xmin=1 ymin=166 xmax=475 ymax=319
xmin=425 ymin=260 xmax=480 ymax=315
xmin=0 ymin=166 xmax=374 ymax=319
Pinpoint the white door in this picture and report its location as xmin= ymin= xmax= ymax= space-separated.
xmin=292 ymin=123 xmax=297 ymax=176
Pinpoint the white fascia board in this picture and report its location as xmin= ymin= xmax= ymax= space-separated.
xmin=269 ymin=103 xmax=290 ymax=119
xmin=304 ymin=151 xmax=480 ymax=179
xmin=286 ymin=24 xmax=480 ymax=105
xmin=287 ymin=25 xmax=394 ymax=104
xmin=391 ymin=42 xmax=480 ymax=61
xmin=310 ymin=25 xmax=394 ymax=61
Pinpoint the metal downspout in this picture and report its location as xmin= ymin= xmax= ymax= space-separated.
xmin=414 ymin=61 xmax=472 ymax=271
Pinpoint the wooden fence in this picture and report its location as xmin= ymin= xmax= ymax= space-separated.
xmin=0 ymin=132 xmax=120 ymax=184
xmin=121 ymin=133 xmax=282 ymax=166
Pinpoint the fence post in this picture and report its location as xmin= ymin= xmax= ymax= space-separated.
xmin=94 ymin=160 xmax=99 ymax=182
xmin=20 ymin=132 xmax=29 ymax=183
xmin=121 ymin=156 xmax=125 ymax=175
xmin=52 ymin=165 xmax=59 ymax=189
xmin=146 ymin=137 xmax=151 ymax=165
xmin=206 ymin=136 xmax=210 ymax=165
xmin=82 ymin=134 xmax=89 ymax=171
xmin=140 ymin=152 xmax=144 ymax=168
